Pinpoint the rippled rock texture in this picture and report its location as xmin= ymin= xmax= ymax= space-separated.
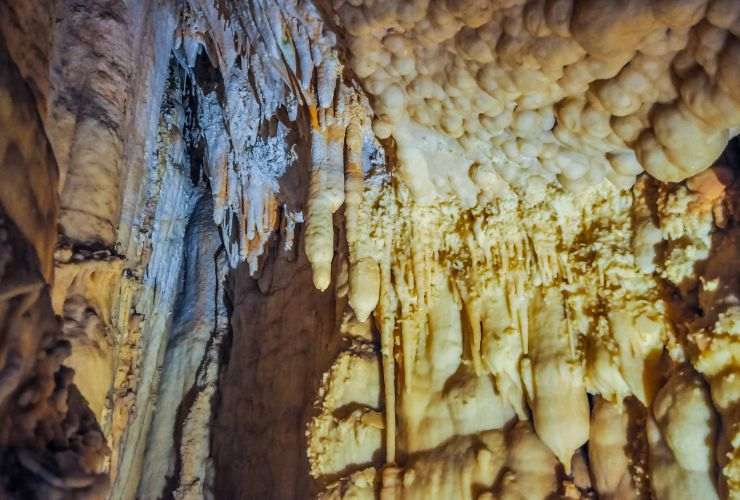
xmin=0 ymin=0 xmax=739 ymax=499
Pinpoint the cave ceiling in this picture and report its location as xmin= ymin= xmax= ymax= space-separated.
xmin=0 ymin=0 xmax=739 ymax=499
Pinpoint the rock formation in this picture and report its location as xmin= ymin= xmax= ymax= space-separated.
xmin=0 ymin=0 xmax=738 ymax=499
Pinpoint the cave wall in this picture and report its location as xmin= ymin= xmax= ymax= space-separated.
xmin=0 ymin=30 xmax=108 ymax=499
xmin=213 ymin=219 xmax=345 ymax=500
xmin=3 ymin=0 xmax=370 ymax=497
xmin=0 ymin=0 xmax=739 ymax=499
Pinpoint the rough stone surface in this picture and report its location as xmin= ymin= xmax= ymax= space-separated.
xmin=0 ymin=31 xmax=108 ymax=499
xmin=0 ymin=0 xmax=739 ymax=499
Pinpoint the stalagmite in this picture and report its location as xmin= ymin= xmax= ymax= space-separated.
xmin=648 ymin=367 xmax=720 ymax=500
xmin=589 ymin=397 xmax=638 ymax=499
xmin=496 ymin=421 xmax=559 ymax=500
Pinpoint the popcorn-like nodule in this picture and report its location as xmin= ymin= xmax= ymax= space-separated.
xmin=336 ymin=0 xmax=739 ymax=204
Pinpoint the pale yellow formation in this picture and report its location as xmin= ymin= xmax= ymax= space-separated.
xmin=334 ymin=0 xmax=739 ymax=206
xmin=344 ymin=121 xmax=381 ymax=321
xmin=279 ymin=0 xmax=740 ymax=498
xmin=51 ymin=252 xmax=124 ymax=419
xmin=319 ymin=421 xmax=578 ymax=500
xmin=312 ymin=181 xmax=647 ymax=492
xmin=588 ymin=397 xmax=638 ymax=499
xmin=698 ymin=307 xmax=740 ymax=495
xmin=648 ymin=367 xmax=720 ymax=500
xmin=656 ymin=167 xmax=740 ymax=494
xmin=308 ymin=345 xmax=384 ymax=478
xmin=319 ymin=468 xmax=377 ymax=500
xmin=308 ymin=167 xmax=738 ymax=498
xmin=305 ymin=102 xmax=348 ymax=291
xmin=497 ymin=421 xmax=559 ymax=500
xmin=390 ymin=431 xmax=507 ymax=500
xmin=5 ymin=0 xmax=740 ymax=495
xmin=526 ymin=287 xmax=589 ymax=471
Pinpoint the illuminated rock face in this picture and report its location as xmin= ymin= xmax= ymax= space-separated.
xmin=0 ymin=32 xmax=109 ymax=498
xmin=335 ymin=0 xmax=740 ymax=197
xmin=308 ymin=1 xmax=740 ymax=498
xmin=308 ymin=168 xmax=739 ymax=499
xmin=0 ymin=0 xmax=739 ymax=499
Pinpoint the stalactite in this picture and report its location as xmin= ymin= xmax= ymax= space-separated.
xmin=305 ymin=103 xmax=347 ymax=291
xmin=3 ymin=0 xmax=740 ymax=498
xmin=345 ymin=121 xmax=372 ymax=319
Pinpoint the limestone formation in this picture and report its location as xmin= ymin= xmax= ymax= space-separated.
xmin=0 ymin=30 xmax=109 ymax=499
xmin=0 ymin=0 xmax=738 ymax=499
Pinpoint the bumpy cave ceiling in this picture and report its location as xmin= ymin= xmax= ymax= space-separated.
xmin=0 ymin=0 xmax=739 ymax=499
